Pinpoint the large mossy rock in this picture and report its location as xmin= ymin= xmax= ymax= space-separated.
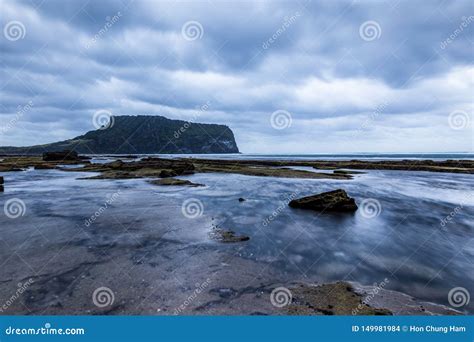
xmin=289 ymin=189 xmax=358 ymax=212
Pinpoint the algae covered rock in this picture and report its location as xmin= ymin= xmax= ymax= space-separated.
xmin=289 ymin=189 xmax=357 ymax=212
xmin=149 ymin=178 xmax=204 ymax=187
xmin=287 ymin=282 xmax=392 ymax=315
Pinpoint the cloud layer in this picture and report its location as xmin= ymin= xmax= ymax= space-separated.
xmin=1 ymin=0 xmax=473 ymax=153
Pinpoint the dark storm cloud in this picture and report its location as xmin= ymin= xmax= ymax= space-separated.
xmin=0 ymin=0 xmax=472 ymax=152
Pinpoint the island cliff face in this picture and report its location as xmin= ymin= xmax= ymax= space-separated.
xmin=0 ymin=115 xmax=239 ymax=154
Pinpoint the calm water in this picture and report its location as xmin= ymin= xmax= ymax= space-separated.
xmin=0 ymin=158 xmax=473 ymax=314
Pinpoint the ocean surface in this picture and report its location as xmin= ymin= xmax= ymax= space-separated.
xmin=89 ymin=152 xmax=474 ymax=161
xmin=0 ymin=154 xmax=473 ymax=314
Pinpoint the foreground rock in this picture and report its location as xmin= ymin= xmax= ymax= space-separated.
xmin=210 ymin=228 xmax=250 ymax=243
xmin=149 ymin=178 xmax=204 ymax=187
xmin=0 ymin=175 xmax=3 ymax=192
xmin=289 ymin=189 xmax=358 ymax=212
xmin=287 ymin=282 xmax=392 ymax=315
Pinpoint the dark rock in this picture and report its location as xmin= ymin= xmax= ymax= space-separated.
xmin=42 ymin=150 xmax=79 ymax=162
xmin=238 ymin=197 xmax=245 ymax=202
xmin=107 ymin=160 xmax=124 ymax=169
xmin=333 ymin=170 xmax=365 ymax=175
xmin=289 ymin=189 xmax=358 ymax=212
xmin=149 ymin=178 xmax=204 ymax=187
xmin=159 ymin=169 xmax=178 ymax=178
xmin=0 ymin=186 xmax=3 ymax=192
xmin=0 ymin=176 xmax=3 ymax=185
xmin=34 ymin=164 xmax=56 ymax=169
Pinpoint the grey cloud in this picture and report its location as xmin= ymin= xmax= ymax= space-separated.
xmin=1 ymin=0 xmax=473 ymax=152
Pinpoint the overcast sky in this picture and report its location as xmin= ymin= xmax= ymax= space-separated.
xmin=1 ymin=0 xmax=473 ymax=153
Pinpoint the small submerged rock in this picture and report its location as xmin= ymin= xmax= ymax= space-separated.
xmin=149 ymin=178 xmax=204 ymax=187
xmin=238 ymin=197 xmax=246 ymax=202
xmin=210 ymin=228 xmax=250 ymax=243
xmin=289 ymin=189 xmax=358 ymax=213
xmin=0 ymin=176 xmax=3 ymax=192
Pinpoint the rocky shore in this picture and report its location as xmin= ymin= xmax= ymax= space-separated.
xmin=0 ymin=152 xmax=472 ymax=315
xmin=1 ymin=154 xmax=472 ymax=180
